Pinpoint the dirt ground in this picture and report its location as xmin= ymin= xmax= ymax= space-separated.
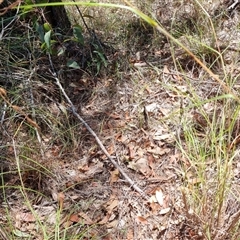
xmin=1 ymin=0 xmax=240 ymax=239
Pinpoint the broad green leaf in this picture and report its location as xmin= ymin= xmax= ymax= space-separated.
xmin=44 ymin=30 xmax=52 ymax=49
xmin=73 ymin=25 xmax=84 ymax=45
xmin=67 ymin=60 xmax=80 ymax=69
xmin=35 ymin=22 xmax=44 ymax=42
xmin=13 ymin=229 xmax=31 ymax=238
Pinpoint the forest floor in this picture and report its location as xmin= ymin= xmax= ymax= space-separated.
xmin=1 ymin=0 xmax=240 ymax=239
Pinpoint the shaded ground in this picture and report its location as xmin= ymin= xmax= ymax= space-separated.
xmin=1 ymin=0 xmax=240 ymax=239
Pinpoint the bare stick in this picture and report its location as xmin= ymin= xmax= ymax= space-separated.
xmin=48 ymin=55 xmax=148 ymax=200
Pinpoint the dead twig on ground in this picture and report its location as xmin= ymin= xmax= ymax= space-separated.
xmin=47 ymin=54 xmax=149 ymax=200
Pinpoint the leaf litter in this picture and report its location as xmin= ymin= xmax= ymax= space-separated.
xmin=2 ymin=1 xmax=240 ymax=239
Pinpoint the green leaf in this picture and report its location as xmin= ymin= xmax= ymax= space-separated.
xmin=13 ymin=229 xmax=31 ymax=238
xmin=94 ymin=50 xmax=108 ymax=67
xmin=67 ymin=60 xmax=80 ymax=69
xmin=73 ymin=25 xmax=84 ymax=45
xmin=44 ymin=30 xmax=52 ymax=49
xmin=35 ymin=22 xmax=45 ymax=42
xmin=57 ymin=46 xmax=65 ymax=56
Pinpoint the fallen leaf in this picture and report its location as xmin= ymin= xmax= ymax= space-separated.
xmin=159 ymin=107 xmax=171 ymax=116
xmin=128 ymin=143 xmax=136 ymax=160
xmin=69 ymin=213 xmax=80 ymax=223
xmin=63 ymin=220 xmax=73 ymax=228
xmin=109 ymin=169 xmax=119 ymax=184
xmin=98 ymin=213 xmax=111 ymax=225
xmin=163 ymin=65 xmax=170 ymax=74
xmin=16 ymin=212 xmax=36 ymax=222
xmin=106 ymin=219 xmax=118 ymax=228
xmin=78 ymin=212 xmax=94 ymax=224
xmin=128 ymin=157 xmax=151 ymax=175
xmin=107 ymin=113 xmax=121 ymax=119
xmin=149 ymin=202 xmax=161 ymax=214
xmin=145 ymin=103 xmax=159 ymax=113
xmin=133 ymin=62 xmax=147 ymax=67
xmin=153 ymin=133 xmax=174 ymax=141
xmin=126 ymin=228 xmax=134 ymax=240
xmin=106 ymin=199 xmax=119 ymax=212
xmin=145 ymin=85 xmax=151 ymax=94
xmin=147 ymin=154 xmax=155 ymax=170
xmin=155 ymin=189 xmax=164 ymax=206
xmin=136 ymin=216 xmax=148 ymax=224
xmin=147 ymin=147 xmax=170 ymax=156
xmin=159 ymin=207 xmax=171 ymax=215
xmin=107 ymin=143 xmax=115 ymax=155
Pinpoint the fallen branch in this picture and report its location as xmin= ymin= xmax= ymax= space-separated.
xmin=48 ymin=54 xmax=149 ymax=200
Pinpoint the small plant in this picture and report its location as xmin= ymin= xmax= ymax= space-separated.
xmin=35 ymin=22 xmax=56 ymax=54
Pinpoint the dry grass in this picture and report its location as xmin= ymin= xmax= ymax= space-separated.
xmin=1 ymin=0 xmax=240 ymax=239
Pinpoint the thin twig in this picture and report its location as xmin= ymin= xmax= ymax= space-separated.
xmin=48 ymin=54 xmax=148 ymax=200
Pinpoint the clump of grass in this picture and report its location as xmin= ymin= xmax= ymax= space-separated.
xmin=176 ymin=81 xmax=240 ymax=238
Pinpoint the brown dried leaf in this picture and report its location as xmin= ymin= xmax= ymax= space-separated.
xmin=0 ymin=87 xmax=7 ymax=97
xmin=128 ymin=143 xmax=136 ymax=160
xmin=126 ymin=228 xmax=134 ymax=240
xmin=78 ymin=211 xmax=94 ymax=224
xmin=106 ymin=199 xmax=118 ymax=212
xmin=16 ymin=212 xmax=36 ymax=222
xmin=136 ymin=216 xmax=148 ymax=225
xmin=163 ymin=65 xmax=170 ymax=74
xmin=98 ymin=213 xmax=111 ymax=225
xmin=128 ymin=157 xmax=151 ymax=176
xmin=109 ymin=169 xmax=119 ymax=184
xmin=149 ymin=202 xmax=161 ymax=214
xmin=147 ymin=146 xmax=171 ymax=156
xmin=147 ymin=154 xmax=155 ymax=170
xmin=69 ymin=213 xmax=80 ymax=223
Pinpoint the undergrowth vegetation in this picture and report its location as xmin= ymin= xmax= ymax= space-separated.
xmin=1 ymin=0 xmax=240 ymax=239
